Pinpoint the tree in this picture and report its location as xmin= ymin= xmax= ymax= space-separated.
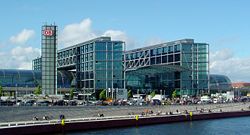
xmin=240 ymin=90 xmax=248 ymax=96
xmin=150 ymin=90 xmax=156 ymax=98
xmin=172 ymin=89 xmax=177 ymax=98
xmin=70 ymin=88 xmax=74 ymax=100
xmin=34 ymin=86 xmax=42 ymax=96
xmin=127 ymin=90 xmax=133 ymax=99
xmin=0 ymin=85 xmax=3 ymax=97
xmin=99 ymin=89 xmax=106 ymax=100
xmin=172 ymin=89 xmax=180 ymax=98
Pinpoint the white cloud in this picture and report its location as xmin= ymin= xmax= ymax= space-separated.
xmin=0 ymin=46 xmax=40 ymax=69
xmin=59 ymin=18 xmax=97 ymax=48
xmin=103 ymin=30 xmax=136 ymax=49
xmin=10 ymin=29 xmax=35 ymax=44
xmin=59 ymin=18 xmax=136 ymax=49
xmin=103 ymin=30 xmax=127 ymax=41
xmin=144 ymin=38 xmax=165 ymax=46
xmin=210 ymin=49 xmax=250 ymax=82
xmin=210 ymin=48 xmax=233 ymax=62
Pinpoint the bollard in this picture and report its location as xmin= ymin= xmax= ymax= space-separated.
xmin=189 ymin=111 xmax=193 ymax=121
xmin=61 ymin=119 xmax=65 ymax=126
xmin=135 ymin=115 xmax=139 ymax=121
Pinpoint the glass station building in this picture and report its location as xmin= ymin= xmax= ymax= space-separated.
xmin=33 ymin=37 xmax=125 ymax=96
xmin=125 ymin=39 xmax=209 ymax=96
xmin=1 ymin=37 xmax=209 ymax=97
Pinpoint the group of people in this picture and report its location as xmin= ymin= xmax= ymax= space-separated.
xmin=33 ymin=115 xmax=64 ymax=121
xmin=33 ymin=115 xmax=50 ymax=121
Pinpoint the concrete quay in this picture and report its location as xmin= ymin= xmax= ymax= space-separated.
xmin=0 ymin=102 xmax=250 ymax=123
xmin=1 ymin=109 xmax=250 ymax=135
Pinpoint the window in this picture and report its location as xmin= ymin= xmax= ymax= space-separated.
xmin=89 ymin=44 xmax=93 ymax=51
xmin=175 ymin=54 xmax=180 ymax=61
xmin=163 ymin=47 xmax=168 ymax=54
xmin=150 ymin=57 xmax=156 ymax=65
xmin=157 ymin=48 xmax=162 ymax=55
xmin=113 ymin=52 xmax=122 ymax=60
xmin=95 ymin=42 xmax=106 ymax=51
xmin=150 ymin=49 xmax=157 ymax=56
xmin=168 ymin=55 xmax=173 ymax=62
xmin=96 ymin=52 xmax=106 ymax=60
xmin=113 ymin=42 xmax=122 ymax=51
xmin=168 ymin=46 xmax=173 ymax=53
xmin=156 ymin=57 xmax=161 ymax=64
xmin=132 ymin=53 xmax=136 ymax=59
xmin=126 ymin=54 xmax=130 ymax=60
xmin=174 ymin=45 xmax=180 ymax=52
xmin=136 ymin=52 xmax=140 ymax=59
xmin=95 ymin=61 xmax=106 ymax=70
xmin=89 ymin=53 xmax=93 ymax=61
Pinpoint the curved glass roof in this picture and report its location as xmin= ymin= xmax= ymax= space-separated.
xmin=0 ymin=69 xmax=74 ymax=88
xmin=210 ymin=74 xmax=232 ymax=91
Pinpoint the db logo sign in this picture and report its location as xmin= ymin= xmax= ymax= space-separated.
xmin=43 ymin=29 xmax=53 ymax=36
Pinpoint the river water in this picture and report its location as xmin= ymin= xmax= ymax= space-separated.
xmin=53 ymin=116 xmax=250 ymax=135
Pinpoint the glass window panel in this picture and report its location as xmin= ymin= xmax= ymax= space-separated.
xmin=113 ymin=42 xmax=122 ymax=51
xmin=174 ymin=45 xmax=180 ymax=52
xmin=168 ymin=46 xmax=173 ymax=53
xmin=168 ymin=55 xmax=173 ymax=62
xmin=95 ymin=42 xmax=106 ymax=51
xmin=96 ymin=52 xmax=106 ymax=61
xmin=113 ymin=52 xmax=122 ymax=60
xmin=157 ymin=48 xmax=162 ymax=55
xmin=162 ymin=55 xmax=167 ymax=63
xmin=156 ymin=57 xmax=161 ymax=64
xmin=150 ymin=57 xmax=156 ymax=65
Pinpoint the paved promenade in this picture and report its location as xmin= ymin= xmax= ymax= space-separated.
xmin=0 ymin=102 xmax=250 ymax=123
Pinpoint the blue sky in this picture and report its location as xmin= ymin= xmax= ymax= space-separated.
xmin=0 ymin=0 xmax=250 ymax=81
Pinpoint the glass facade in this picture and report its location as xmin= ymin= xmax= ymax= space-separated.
xmin=125 ymin=39 xmax=209 ymax=96
xmin=33 ymin=37 xmax=209 ymax=97
xmin=56 ymin=37 xmax=125 ymax=95
xmin=94 ymin=41 xmax=124 ymax=91
xmin=180 ymin=43 xmax=209 ymax=95
xmin=32 ymin=57 xmax=42 ymax=71
xmin=41 ymin=25 xmax=57 ymax=95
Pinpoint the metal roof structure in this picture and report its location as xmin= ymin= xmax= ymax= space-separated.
xmin=126 ymin=64 xmax=189 ymax=75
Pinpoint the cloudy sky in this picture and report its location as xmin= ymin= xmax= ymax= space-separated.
xmin=0 ymin=0 xmax=250 ymax=82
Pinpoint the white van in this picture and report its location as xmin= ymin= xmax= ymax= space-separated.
xmin=200 ymin=95 xmax=212 ymax=104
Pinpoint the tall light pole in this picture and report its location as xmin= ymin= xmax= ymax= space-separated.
xmin=111 ymin=88 xmax=114 ymax=99
xmin=15 ymin=84 xmax=17 ymax=104
xmin=26 ymin=85 xmax=28 ymax=95
xmin=107 ymin=88 xmax=110 ymax=98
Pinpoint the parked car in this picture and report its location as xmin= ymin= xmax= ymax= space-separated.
xmin=53 ymin=100 xmax=65 ymax=106
xmin=0 ymin=100 xmax=15 ymax=106
xmin=35 ymin=100 xmax=51 ymax=106
xmin=152 ymin=99 xmax=161 ymax=105
xmin=68 ymin=100 xmax=77 ymax=106
xmin=199 ymin=96 xmax=212 ymax=104
xmin=24 ymin=100 xmax=36 ymax=106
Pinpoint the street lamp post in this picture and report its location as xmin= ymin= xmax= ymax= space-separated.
xmin=107 ymin=88 xmax=110 ymax=98
xmin=111 ymin=88 xmax=114 ymax=99
xmin=160 ymin=89 xmax=163 ymax=100
xmin=26 ymin=85 xmax=28 ymax=95
xmin=15 ymin=84 xmax=18 ymax=105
